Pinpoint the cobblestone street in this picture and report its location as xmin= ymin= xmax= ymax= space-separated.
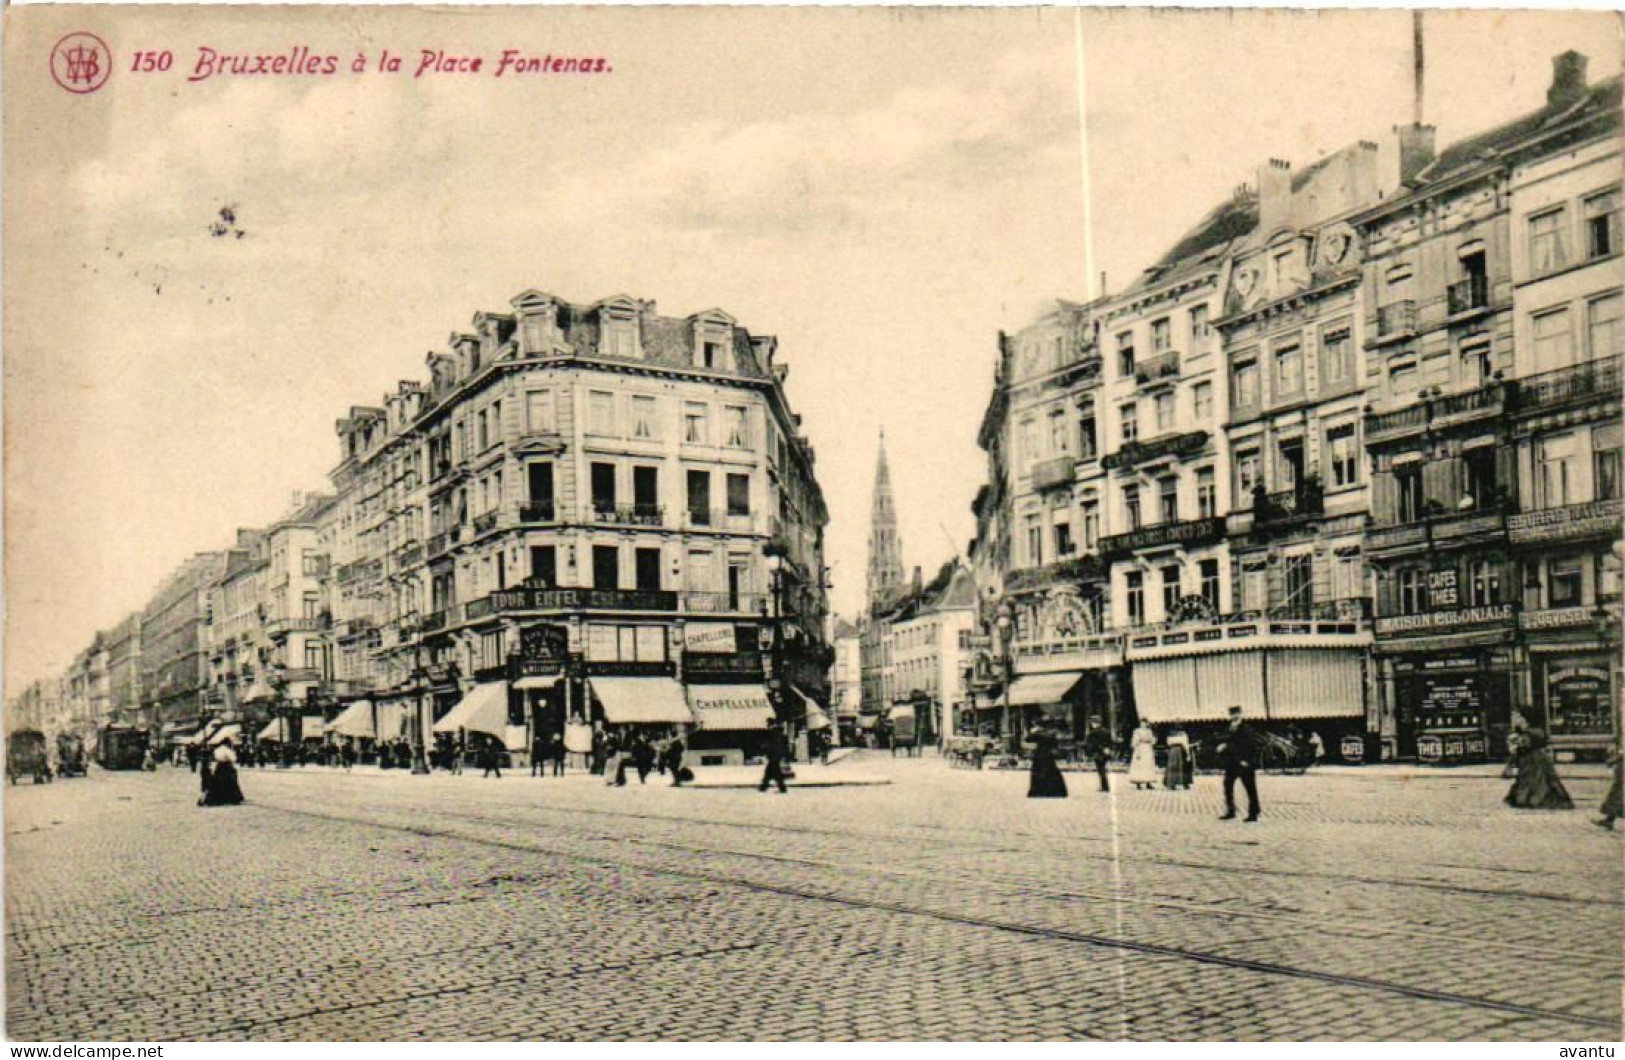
xmin=6 ymin=753 xmax=1621 ymax=1041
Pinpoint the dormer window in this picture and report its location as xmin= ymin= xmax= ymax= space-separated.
xmin=703 ymin=341 xmax=722 ymax=368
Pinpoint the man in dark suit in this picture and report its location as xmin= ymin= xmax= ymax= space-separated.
xmin=1081 ymin=717 xmax=1114 ymax=793
xmin=1216 ymin=705 xmax=1262 ymax=822
xmin=758 ymin=721 xmax=789 ymax=794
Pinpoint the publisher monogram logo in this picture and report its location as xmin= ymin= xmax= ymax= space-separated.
xmin=51 ymin=32 xmax=111 ymax=94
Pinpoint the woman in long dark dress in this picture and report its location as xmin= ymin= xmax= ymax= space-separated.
xmin=1594 ymin=748 xmax=1623 ymax=830
xmin=203 ymin=741 xmax=245 ymax=806
xmin=1505 ymin=728 xmax=1573 ymax=810
xmin=1026 ymin=729 xmax=1068 ymax=799
xmin=1163 ymin=730 xmax=1194 ymax=790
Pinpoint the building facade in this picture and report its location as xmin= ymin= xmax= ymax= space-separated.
xmin=140 ymin=551 xmax=228 ymax=734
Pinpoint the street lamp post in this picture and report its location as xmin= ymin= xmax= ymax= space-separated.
xmin=994 ymin=600 xmax=1015 ymax=750
xmin=410 ymin=649 xmax=431 ymax=775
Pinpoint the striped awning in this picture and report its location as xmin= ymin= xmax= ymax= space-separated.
xmin=591 ymin=677 xmax=694 ymax=726
xmin=326 ymin=700 xmax=376 ymax=739
xmin=1004 ymin=671 xmax=1083 ymax=707
xmin=432 ymin=682 xmax=510 ymax=739
xmin=689 ymin=684 xmax=773 ymax=731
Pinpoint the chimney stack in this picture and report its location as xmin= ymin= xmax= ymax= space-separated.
xmin=1548 ymin=50 xmax=1589 ymax=110
xmin=912 ymin=566 xmax=923 ymax=595
xmin=1256 ymin=158 xmax=1292 ymax=234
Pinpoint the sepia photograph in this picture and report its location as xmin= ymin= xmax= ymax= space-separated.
xmin=3 ymin=2 xmax=1622 ymax=1044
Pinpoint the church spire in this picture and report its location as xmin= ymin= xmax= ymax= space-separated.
xmin=866 ymin=429 xmax=905 ymax=611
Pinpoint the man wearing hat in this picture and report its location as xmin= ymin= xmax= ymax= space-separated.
xmin=1080 ymin=716 xmax=1114 ymax=794
xmin=1215 ymin=705 xmax=1263 ymax=821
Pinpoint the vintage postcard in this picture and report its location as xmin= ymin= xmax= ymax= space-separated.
xmin=4 ymin=3 xmax=1622 ymax=1044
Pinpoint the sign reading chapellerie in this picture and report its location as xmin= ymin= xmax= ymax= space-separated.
xmin=684 ymin=623 xmax=739 ymax=654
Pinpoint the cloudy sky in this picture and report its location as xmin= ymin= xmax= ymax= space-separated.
xmin=4 ymin=6 xmax=1617 ymax=694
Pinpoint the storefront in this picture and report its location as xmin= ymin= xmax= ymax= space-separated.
xmin=586 ymin=676 xmax=694 ymax=729
xmin=1374 ymin=605 xmax=1517 ymax=763
xmin=687 ymin=684 xmax=773 ymax=765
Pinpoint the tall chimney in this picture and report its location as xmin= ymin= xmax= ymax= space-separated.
xmin=1412 ymin=11 xmax=1425 ymax=126
xmin=1256 ymin=158 xmax=1292 ymax=235
xmin=1548 ymin=50 xmax=1589 ymax=110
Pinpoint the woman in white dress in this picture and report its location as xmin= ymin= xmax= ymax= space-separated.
xmin=1127 ymin=722 xmax=1159 ymax=789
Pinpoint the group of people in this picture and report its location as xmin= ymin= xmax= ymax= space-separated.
xmin=1503 ymin=719 xmax=1625 ymax=828
xmin=1028 ymin=707 xmax=1265 ymax=821
xmin=589 ymin=727 xmax=691 ymax=788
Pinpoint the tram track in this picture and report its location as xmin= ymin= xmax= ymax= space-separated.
xmin=254 ymin=795 xmax=1623 ymax=1034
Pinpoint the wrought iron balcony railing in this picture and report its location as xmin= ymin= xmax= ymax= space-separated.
xmin=1516 ymin=356 xmax=1620 ymax=415
xmin=594 ymin=503 xmax=665 ymax=527
xmin=1374 ymin=300 xmax=1417 ymax=340
xmin=1446 ymin=275 xmax=1490 ymax=317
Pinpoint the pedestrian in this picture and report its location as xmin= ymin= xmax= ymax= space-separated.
xmin=479 ymin=740 xmax=502 ymax=779
xmin=590 ymin=726 xmax=607 ymax=776
xmin=341 ymin=742 xmax=355 ymax=771
xmin=758 ymin=722 xmax=789 ymax=794
xmin=1594 ymin=745 xmax=1622 ymax=830
xmin=1307 ymin=730 xmax=1325 ymax=768
xmin=531 ymin=733 xmax=547 ymax=777
xmin=551 ymin=730 xmax=567 ymax=777
xmin=141 ymin=747 xmax=156 ymax=772
xmin=1127 ymin=720 xmax=1159 ymax=790
xmin=1504 ymin=727 xmax=1573 ymax=810
xmin=603 ymin=730 xmax=623 ymax=787
xmin=187 ymin=743 xmax=200 ymax=774
xmin=632 ymin=732 xmax=655 ymax=785
xmin=201 ymin=740 xmax=245 ymax=807
xmin=1503 ymin=710 xmax=1530 ymax=779
xmin=663 ymin=735 xmax=686 ymax=786
xmin=1025 ymin=727 xmax=1067 ymax=799
xmin=1081 ymin=717 xmax=1113 ymax=793
xmin=1216 ymin=705 xmax=1263 ymax=822
xmin=451 ymin=734 xmax=465 ymax=775
xmin=1163 ymin=729 xmax=1194 ymax=790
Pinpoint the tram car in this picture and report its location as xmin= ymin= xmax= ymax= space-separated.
xmin=95 ymin=724 xmax=150 ymax=771
xmin=55 ymin=732 xmax=88 ymax=777
xmin=8 ymin=729 xmax=53 ymax=784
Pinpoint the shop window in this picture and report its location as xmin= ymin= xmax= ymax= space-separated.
xmin=1549 ymin=559 xmax=1584 ymax=607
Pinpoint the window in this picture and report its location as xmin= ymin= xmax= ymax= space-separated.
xmin=1467 ymin=559 xmax=1500 ymax=608
xmin=1235 ymin=449 xmax=1261 ymax=502
xmin=1158 ymin=475 xmax=1179 ymax=523
xmin=1155 ymin=390 xmax=1176 ymax=433
xmin=1054 ymin=521 xmax=1074 ymax=557
xmin=1242 ymin=566 xmax=1267 ymax=611
xmin=1333 ymin=554 xmax=1362 ymax=600
xmin=1601 ymin=552 xmax=1623 ymax=602
xmin=1588 ymin=292 xmax=1622 ymax=359
xmin=1396 ymin=463 xmax=1424 ymax=523
xmin=476 ymin=410 xmax=489 ymax=451
xmin=1585 ymin=189 xmax=1619 ymax=260
xmin=1151 ymin=318 xmax=1172 ymax=353
xmin=1461 ymin=340 xmax=1493 ymax=388
xmin=1529 ymin=207 xmax=1569 ymax=274
xmin=701 ymin=341 xmax=723 ymax=369
xmin=592 ymin=546 xmax=620 ymax=590
xmin=1200 ymin=559 xmax=1220 ymax=610
xmin=1189 ymin=304 xmax=1210 ymax=341
xmin=1320 ymin=327 xmax=1352 ymax=387
xmin=726 ymin=473 xmax=751 ymax=517
xmin=1158 ymin=564 xmax=1181 ymax=616
xmin=589 ymin=391 xmax=616 ymax=435
xmin=590 ymin=462 xmax=616 ymax=513
xmin=1388 ymin=357 xmax=1418 ymax=403
xmin=683 ymin=402 xmax=709 ymax=445
xmin=1532 ymin=307 xmax=1574 ymax=371
xmin=633 ymin=466 xmax=660 ymax=514
xmin=1019 ymin=418 xmax=1039 ymax=466
xmin=1196 ymin=467 xmax=1216 ymax=518
xmin=1283 ymin=554 xmax=1313 ymax=611
xmin=1274 ymin=341 xmax=1303 ymax=397
xmin=1461 ymin=447 xmax=1497 ymax=511
xmin=1549 ymin=558 xmax=1584 ymax=608
xmin=1121 ymin=486 xmax=1143 ymax=532
xmin=1119 ymin=403 xmax=1138 ymax=444
xmin=1192 ymin=381 xmax=1212 ymax=422
xmin=1081 ymin=502 xmax=1099 ymax=549
xmin=1125 ymin=572 xmax=1144 ymax=626
xmin=635 ymin=548 xmax=662 ymax=592
xmin=1327 ymin=424 xmax=1359 ymax=488
xmin=529 ymin=546 xmax=556 ymax=587
xmin=724 ymin=406 xmax=749 ymax=448
xmin=1231 ymin=356 xmax=1259 ymax=410
xmin=305 ymin=642 xmax=325 ymax=675
xmin=686 ymin=470 xmax=711 ymax=524
xmin=1024 ymin=514 xmax=1043 ymax=566
xmin=301 ymin=551 xmax=324 ymax=576
xmin=1538 ymin=434 xmax=1577 ymax=508
xmin=302 ymin=591 xmax=321 ymax=619
xmin=1117 ymin=331 xmax=1135 ymax=377
xmin=685 ymin=549 xmax=713 ymax=591
xmin=1595 ymin=425 xmax=1621 ymax=501
xmin=1399 ymin=568 xmax=1425 ymax=614
xmin=631 ymin=395 xmax=657 ymax=440
xmin=1049 ymin=408 xmax=1069 ymax=454
xmin=1078 ymin=408 xmax=1098 ymax=460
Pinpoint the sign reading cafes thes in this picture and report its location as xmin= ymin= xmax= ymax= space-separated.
xmin=1375 ymin=602 xmax=1514 ymax=635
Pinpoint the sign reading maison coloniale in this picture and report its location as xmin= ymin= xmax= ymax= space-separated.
xmin=1374 ymin=602 xmax=1515 ymax=636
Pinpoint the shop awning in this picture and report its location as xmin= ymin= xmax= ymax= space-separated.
xmin=687 ymin=684 xmax=772 ymax=731
xmin=1265 ymin=651 xmax=1364 ymax=720
xmin=432 ymin=682 xmax=510 ymax=739
xmin=590 ymin=677 xmax=693 ymax=725
xmin=857 ymin=714 xmax=879 ymax=730
xmin=256 ymin=719 xmax=286 ymax=742
xmin=375 ymin=700 xmax=407 ymax=740
xmin=512 ymin=674 xmax=561 ymax=691
xmin=794 ymin=688 xmax=831 ymax=730
xmin=1134 ymin=657 xmax=1207 ymax=723
xmin=1004 ymin=671 xmax=1084 ymax=707
xmin=207 ymin=723 xmax=242 ymax=746
xmin=326 ymin=700 xmax=376 ymax=739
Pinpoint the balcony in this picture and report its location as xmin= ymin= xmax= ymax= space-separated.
xmin=1266 ymin=597 xmax=1372 ymax=622
xmin=1049 ymin=351 xmax=1102 ymax=389
xmin=1004 ymin=554 xmax=1104 ymax=593
xmin=594 ymin=503 xmax=665 ymax=528
xmin=683 ymin=652 xmax=765 ymax=681
xmin=1102 ymin=430 xmax=1208 ymax=471
xmin=1370 ymin=300 xmax=1417 ymax=345
xmin=427 ymin=526 xmax=463 ymax=558
xmin=1366 ymin=505 xmax=1509 ymax=553
xmin=517 ymin=500 xmax=557 ymax=523
xmin=395 ymin=542 xmax=423 ymax=569
xmin=275 ymin=666 xmax=322 ymax=684
xmin=1507 ymin=497 xmax=1623 ymax=546
xmin=472 ymin=510 xmax=501 ymax=536
xmin=422 ymin=609 xmax=449 ymax=633
xmin=266 ymin=615 xmax=330 ymax=638
xmin=1515 ymin=356 xmax=1621 ymax=416
xmin=1251 ymin=483 xmax=1324 ymax=528
xmin=1364 ymin=382 xmax=1509 ymax=446
xmin=1446 ymin=274 xmax=1490 ymax=318
xmin=1029 ymin=455 xmax=1076 ymax=492
xmin=1100 ymin=515 xmax=1226 ymax=559
xmin=1135 ymin=350 xmax=1180 ymax=388
xmin=681 ymin=591 xmax=766 ymax=615
xmin=480 ymin=586 xmax=679 ymax=615
xmin=686 ymin=508 xmax=755 ymax=532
